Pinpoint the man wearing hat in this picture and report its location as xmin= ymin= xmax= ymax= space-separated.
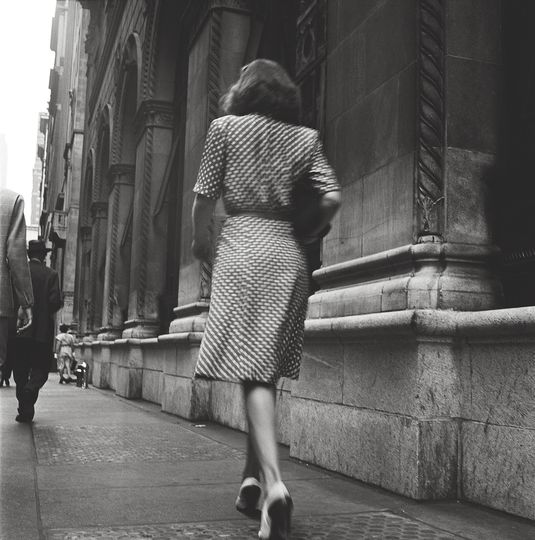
xmin=12 ymin=239 xmax=62 ymax=422
xmin=0 ymin=189 xmax=34 ymax=386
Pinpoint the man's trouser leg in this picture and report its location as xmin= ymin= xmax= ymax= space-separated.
xmin=13 ymin=338 xmax=32 ymax=415
xmin=0 ymin=318 xmax=8 ymax=373
xmin=13 ymin=339 xmax=49 ymax=419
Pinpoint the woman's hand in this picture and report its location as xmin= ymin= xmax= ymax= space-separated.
xmin=192 ymin=236 xmax=212 ymax=262
xmin=192 ymin=194 xmax=217 ymax=262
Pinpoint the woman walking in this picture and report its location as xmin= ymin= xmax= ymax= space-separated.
xmin=191 ymin=59 xmax=340 ymax=539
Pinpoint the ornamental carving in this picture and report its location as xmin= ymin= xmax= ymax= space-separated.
xmin=90 ymin=201 xmax=108 ymax=220
xmin=134 ymin=100 xmax=175 ymax=138
xmin=207 ymin=9 xmax=223 ymax=122
xmin=80 ymin=226 xmax=92 ymax=243
xmin=296 ymin=0 xmax=326 ymax=78
xmin=416 ymin=0 xmax=445 ymax=237
xmin=108 ymin=163 xmax=135 ymax=185
xmin=183 ymin=0 xmax=253 ymax=49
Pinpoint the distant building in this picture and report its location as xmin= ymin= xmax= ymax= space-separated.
xmin=42 ymin=0 xmax=88 ymax=328
xmin=0 ymin=133 xmax=7 ymax=190
xmin=28 ymin=112 xmax=49 ymax=242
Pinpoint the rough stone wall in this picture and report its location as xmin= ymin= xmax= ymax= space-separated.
xmin=444 ymin=0 xmax=501 ymax=246
xmin=324 ymin=0 xmax=417 ymax=266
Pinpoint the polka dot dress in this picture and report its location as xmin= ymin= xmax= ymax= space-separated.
xmin=193 ymin=114 xmax=339 ymax=385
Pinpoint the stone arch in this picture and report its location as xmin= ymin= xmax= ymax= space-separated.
xmin=112 ymin=33 xmax=142 ymax=164
xmin=145 ymin=0 xmax=182 ymax=102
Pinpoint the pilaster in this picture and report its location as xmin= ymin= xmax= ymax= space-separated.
xmin=78 ymin=225 xmax=93 ymax=335
xmin=99 ymin=164 xmax=135 ymax=340
xmin=170 ymin=0 xmax=253 ymax=333
xmin=123 ymin=100 xmax=174 ymax=338
xmin=87 ymin=201 xmax=108 ymax=334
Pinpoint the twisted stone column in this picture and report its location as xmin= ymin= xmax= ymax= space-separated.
xmin=87 ymin=202 xmax=108 ymax=335
xmin=98 ymin=164 xmax=135 ymax=340
xmin=122 ymin=100 xmax=174 ymax=338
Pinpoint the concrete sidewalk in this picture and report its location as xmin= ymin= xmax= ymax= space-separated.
xmin=1 ymin=383 xmax=534 ymax=540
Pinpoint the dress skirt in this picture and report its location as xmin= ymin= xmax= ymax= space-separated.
xmin=194 ymin=215 xmax=309 ymax=385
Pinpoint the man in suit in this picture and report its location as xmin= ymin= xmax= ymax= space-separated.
xmin=13 ymin=239 xmax=62 ymax=422
xmin=0 ymin=189 xmax=33 ymax=386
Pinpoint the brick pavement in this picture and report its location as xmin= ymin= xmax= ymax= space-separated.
xmin=1 ymin=382 xmax=534 ymax=540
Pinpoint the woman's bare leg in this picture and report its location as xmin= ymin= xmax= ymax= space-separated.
xmin=242 ymin=433 xmax=261 ymax=480
xmin=243 ymin=382 xmax=282 ymax=492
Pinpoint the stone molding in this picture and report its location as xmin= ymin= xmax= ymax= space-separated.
xmin=122 ymin=318 xmax=160 ymax=339
xmin=309 ymin=242 xmax=502 ymax=317
xmin=305 ymin=307 xmax=535 ymax=340
xmin=314 ymin=242 xmax=500 ymax=290
xmin=97 ymin=326 xmax=123 ymax=341
xmin=169 ymin=302 xmax=210 ymax=334
xmin=416 ymin=0 xmax=446 ymax=237
xmin=172 ymin=302 xmax=210 ymax=318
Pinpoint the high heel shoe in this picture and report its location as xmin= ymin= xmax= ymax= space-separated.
xmin=258 ymin=481 xmax=293 ymax=540
xmin=236 ymin=477 xmax=262 ymax=517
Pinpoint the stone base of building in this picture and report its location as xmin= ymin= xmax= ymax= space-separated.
xmin=78 ymin=307 xmax=535 ymax=521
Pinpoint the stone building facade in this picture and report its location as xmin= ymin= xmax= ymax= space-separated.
xmin=70 ymin=0 xmax=535 ymax=521
xmin=29 ymin=112 xmax=49 ymax=242
xmin=42 ymin=0 xmax=89 ymax=326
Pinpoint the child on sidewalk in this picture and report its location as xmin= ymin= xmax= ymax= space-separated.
xmin=55 ymin=324 xmax=76 ymax=384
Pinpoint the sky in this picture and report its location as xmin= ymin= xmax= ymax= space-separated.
xmin=0 ymin=0 xmax=57 ymax=221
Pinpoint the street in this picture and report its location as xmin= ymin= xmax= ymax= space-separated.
xmin=1 ymin=383 xmax=534 ymax=540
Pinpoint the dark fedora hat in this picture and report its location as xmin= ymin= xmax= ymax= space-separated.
xmin=27 ymin=239 xmax=52 ymax=254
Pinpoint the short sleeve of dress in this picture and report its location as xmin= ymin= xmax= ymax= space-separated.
xmin=308 ymin=134 xmax=340 ymax=195
xmin=193 ymin=117 xmax=227 ymax=200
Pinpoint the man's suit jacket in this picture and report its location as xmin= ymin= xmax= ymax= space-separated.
xmin=18 ymin=260 xmax=61 ymax=344
xmin=0 ymin=189 xmax=33 ymax=317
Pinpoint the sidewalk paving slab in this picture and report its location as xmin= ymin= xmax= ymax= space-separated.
xmin=1 ymin=383 xmax=535 ymax=540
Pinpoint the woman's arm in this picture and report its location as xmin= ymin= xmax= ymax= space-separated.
xmin=301 ymin=190 xmax=341 ymax=244
xmin=191 ymin=193 xmax=217 ymax=262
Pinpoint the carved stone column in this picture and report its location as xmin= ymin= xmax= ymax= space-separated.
xmin=122 ymin=100 xmax=174 ymax=338
xmin=78 ymin=225 xmax=93 ymax=336
xmin=88 ymin=201 xmax=108 ymax=335
xmin=309 ymin=0 xmax=502 ymax=318
xmin=98 ymin=164 xmax=135 ymax=340
xmin=169 ymin=0 xmax=253 ymax=333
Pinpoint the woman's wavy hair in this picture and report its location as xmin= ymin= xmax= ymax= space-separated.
xmin=220 ymin=59 xmax=301 ymax=125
